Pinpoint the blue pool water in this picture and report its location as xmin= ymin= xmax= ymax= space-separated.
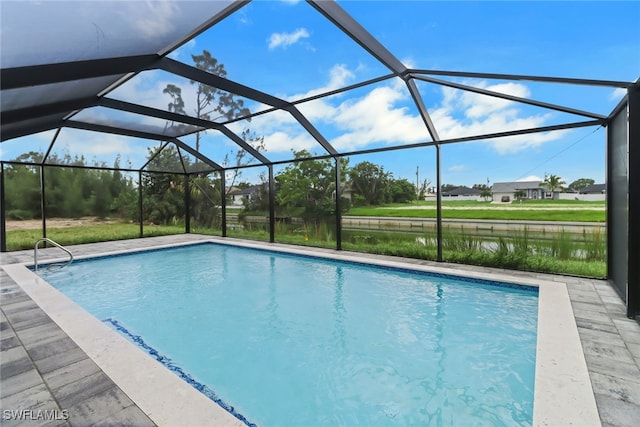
xmin=40 ymin=243 xmax=538 ymax=426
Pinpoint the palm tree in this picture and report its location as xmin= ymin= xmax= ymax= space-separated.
xmin=543 ymin=174 xmax=566 ymax=198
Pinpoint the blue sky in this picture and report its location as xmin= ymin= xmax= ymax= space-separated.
xmin=2 ymin=0 xmax=639 ymax=188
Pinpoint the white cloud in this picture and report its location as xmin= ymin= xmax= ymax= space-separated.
xmin=610 ymin=87 xmax=627 ymax=101
xmin=483 ymin=129 xmax=569 ymax=154
xmin=287 ymin=64 xmax=355 ymax=101
xmin=460 ymin=82 xmax=530 ymax=119
xmin=448 ymin=165 xmax=465 ymax=172
xmin=68 ymin=136 xmax=133 ymax=156
xmin=262 ymin=131 xmax=317 ymax=153
xmin=50 ymin=128 xmax=152 ymax=168
xmin=227 ymin=110 xmax=318 ymax=153
xmin=517 ymin=175 xmax=543 ymax=182
xmin=268 ymin=28 xmax=310 ymax=50
xmin=431 ymin=81 xmax=566 ymax=154
xmin=329 ymin=85 xmax=427 ymax=150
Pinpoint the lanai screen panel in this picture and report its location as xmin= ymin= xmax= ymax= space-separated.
xmin=0 ymin=1 xmax=236 ymax=68
xmin=179 ymin=133 xmax=230 ymax=172
xmin=230 ymin=112 xmax=335 ymax=163
xmin=107 ymin=69 xmax=258 ymax=125
xmin=608 ymin=104 xmax=629 ymax=300
xmin=411 ymin=80 xmax=600 ymax=140
xmin=1 ymin=76 xmax=122 ymax=113
xmin=297 ymin=78 xmax=431 ymax=154
xmin=0 ymin=131 xmax=59 ymax=163
xmin=44 ymin=128 xmax=168 ymax=171
xmin=72 ymin=107 xmax=203 ymax=138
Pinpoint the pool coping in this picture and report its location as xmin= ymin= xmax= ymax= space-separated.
xmin=2 ymin=236 xmax=600 ymax=427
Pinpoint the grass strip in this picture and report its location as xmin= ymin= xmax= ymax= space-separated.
xmin=5 ymin=223 xmax=184 ymax=251
xmin=345 ymin=208 xmax=605 ymax=222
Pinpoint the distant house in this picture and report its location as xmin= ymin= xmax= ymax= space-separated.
xmin=491 ymin=181 xmax=547 ymax=202
xmin=228 ymin=184 xmax=265 ymax=206
xmin=441 ymin=186 xmax=481 ymax=197
xmin=580 ymin=183 xmax=606 ymax=194
xmin=437 ymin=186 xmax=483 ymax=202
xmin=332 ymin=183 xmax=353 ymax=202
xmin=556 ymin=183 xmax=606 ymax=201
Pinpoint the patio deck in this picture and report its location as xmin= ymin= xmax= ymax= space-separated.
xmin=1 ymin=234 xmax=639 ymax=426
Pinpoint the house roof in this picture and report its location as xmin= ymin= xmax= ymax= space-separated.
xmin=580 ymin=183 xmax=607 ymax=194
xmin=491 ymin=181 xmax=543 ymax=193
xmin=442 ymin=186 xmax=481 ymax=196
xmin=229 ymin=184 xmax=264 ymax=196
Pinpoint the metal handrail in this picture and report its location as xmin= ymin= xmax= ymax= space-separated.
xmin=34 ymin=238 xmax=74 ymax=272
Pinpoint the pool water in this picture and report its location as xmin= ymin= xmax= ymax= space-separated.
xmin=41 ymin=243 xmax=538 ymax=426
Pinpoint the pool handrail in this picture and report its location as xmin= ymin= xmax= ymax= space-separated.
xmin=34 ymin=238 xmax=74 ymax=272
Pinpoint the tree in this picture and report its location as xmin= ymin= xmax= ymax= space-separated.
xmin=543 ymin=174 xmax=566 ymax=196
xmin=440 ymin=184 xmax=458 ymax=193
xmin=389 ymin=178 xmax=416 ymax=203
xmin=142 ymin=146 xmax=186 ymax=224
xmin=243 ymin=176 xmax=270 ymax=213
xmin=163 ymin=50 xmax=250 ymax=151
xmin=480 ymin=188 xmax=492 ymax=201
xmin=416 ymin=178 xmax=431 ymax=201
xmin=568 ymin=178 xmax=595 ymax=192
xmin=348 ymin=161 xmax=390 ymax=206
xmin=4 ymin=151 xmax=137 ymax=220
xmin=223 ymin=128 xmax=265 ymax=194
xmin=189 ymin=173 xmax=222 ymax=229
xmin=275 ymin=150 xmax=349 ymax=220
xmin=162 ymin=50 xmax=264 ymax=194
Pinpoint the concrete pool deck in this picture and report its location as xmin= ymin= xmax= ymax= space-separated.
xmin=1 ymin=234 xmax=639 ymax=426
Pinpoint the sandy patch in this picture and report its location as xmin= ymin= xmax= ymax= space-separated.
xmin=6 ymin=217 xmax=119 ymax=230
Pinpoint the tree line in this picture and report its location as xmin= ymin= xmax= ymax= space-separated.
xmin=241 ymin=149 xmax=426 ymax=221
xmin=2 ymin=147 xmax=428 ymax=226
xmin=3 ymin=152 xmax=137 ymax=221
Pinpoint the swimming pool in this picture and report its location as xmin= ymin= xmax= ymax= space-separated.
xmin=39 ymin=242 xmax=538 ymax=426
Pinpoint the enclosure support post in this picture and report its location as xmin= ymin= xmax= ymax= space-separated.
xmin=436 ymin=144 xmax=443 ymax=261
xmin=138 ymin=171 xmax=143 ymax=238
xmin=184 ymin=174 xmax=191 ymax=234
xmin=335 ymin=157 xmax=342 ymax=250
xmin=627 ymin=83 xmax=640 ymax=318
xmin=268 ymin=165 xmax=275 ymax=243
xmin=40 ymin=165 xmax=47 ymax=240
xmin=221 ymin=172 xmax=227 ymax=237
xmin=0 ymin=164 xmax=6 ymax=252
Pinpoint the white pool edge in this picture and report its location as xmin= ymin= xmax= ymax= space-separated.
xmin=3 ymin=238 xmax=600 ymax=427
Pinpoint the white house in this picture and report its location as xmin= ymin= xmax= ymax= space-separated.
xmin=491 ymin=181 xmax=547 ymax=202
xmin=228 ymin=185 xmax=264 ymax=206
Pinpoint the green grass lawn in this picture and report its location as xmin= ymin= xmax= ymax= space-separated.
xmin=6 ymin=223 xmax=184 ymax=251
xmin=366 ymin=199 xmax=605 ymax=207
xmin=346 ymin=207 xmax=605 ymax=222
